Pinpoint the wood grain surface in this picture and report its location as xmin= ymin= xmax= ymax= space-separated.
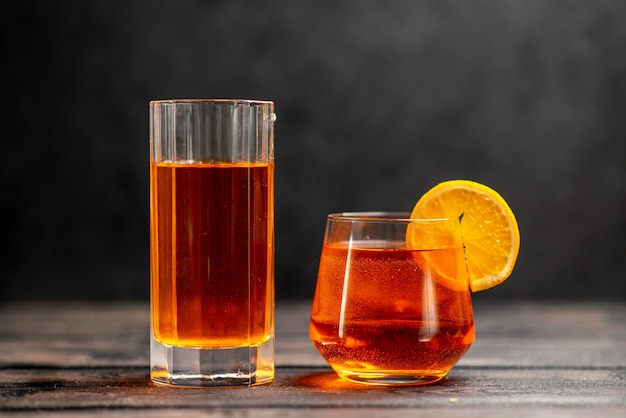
xmin=1 ymin=301 xmax=625 ymax=417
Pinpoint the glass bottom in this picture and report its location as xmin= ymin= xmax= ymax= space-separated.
xmin=150 ymin=334 xmax=274 ymax=387
xmin=335 ymin=369 xmax=448 ymax=386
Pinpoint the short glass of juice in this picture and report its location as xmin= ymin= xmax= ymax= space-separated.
xmin=309 ymin=212 xmax=475 ymax=386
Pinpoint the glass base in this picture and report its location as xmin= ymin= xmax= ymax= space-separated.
xmin=336 ymin=370 xmax=447 ymax=386
xmin=150 ymin=334 xmax=274 ymax=387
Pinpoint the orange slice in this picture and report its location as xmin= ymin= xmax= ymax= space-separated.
xmin=409 ymin=180 xmax=520 ymax=292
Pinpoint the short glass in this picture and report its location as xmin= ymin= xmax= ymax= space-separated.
xmin=149 ymin=99 xmax=275 ymax=387
xmin=310 ymin=212 xmax=475 ymax=386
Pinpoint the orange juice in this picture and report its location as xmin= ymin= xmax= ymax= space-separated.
xmin=310 ymin=240 xmax=474 ymax=384
xmin=150 ymin=162 xmax=274 ymax=348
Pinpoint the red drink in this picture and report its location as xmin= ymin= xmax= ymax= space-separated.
xmin=150 ymin=162 xmax=274 ymax=348
xmin=310 ymin=240 xmax=474 ymax=384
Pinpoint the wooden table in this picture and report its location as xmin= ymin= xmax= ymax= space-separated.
xmin=1 ymin=301 xmax=625 ymax=417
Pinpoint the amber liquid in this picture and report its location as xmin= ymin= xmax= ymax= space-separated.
xmin=310 ymin=241 xmax=474 ymax=381
xmin=150 ymin=162 xmax=274 ymax=348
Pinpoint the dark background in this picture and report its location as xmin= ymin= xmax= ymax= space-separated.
xmin=3 ymin=1 xmax=625 ymax=302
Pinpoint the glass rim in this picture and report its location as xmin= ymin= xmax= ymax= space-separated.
xmin=149 ymin=98 xmax=274 ymax=106
xmin=327 ymin=211 xmax=449 ymax=223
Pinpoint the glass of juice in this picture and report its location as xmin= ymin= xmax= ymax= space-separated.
xmin=310 ymin=212 xmax=475 ymax=386
xmin=149 ymin=99 xmax=275 ymax=387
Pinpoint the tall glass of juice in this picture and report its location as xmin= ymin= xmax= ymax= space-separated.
xmin=149 ymin=99 xmax=275 ymax=387
xmin=310 ymin=212 xmax=474 ymax=386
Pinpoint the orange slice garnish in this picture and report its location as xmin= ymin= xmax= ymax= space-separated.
xmin=408 ymin=180 xmax=520 ymax=292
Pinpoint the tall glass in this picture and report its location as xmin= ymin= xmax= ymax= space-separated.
xmin=310 ymin=212 xmax=474 ymax=386
xmin=149 ymin=99 xmax=275 ymax=387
